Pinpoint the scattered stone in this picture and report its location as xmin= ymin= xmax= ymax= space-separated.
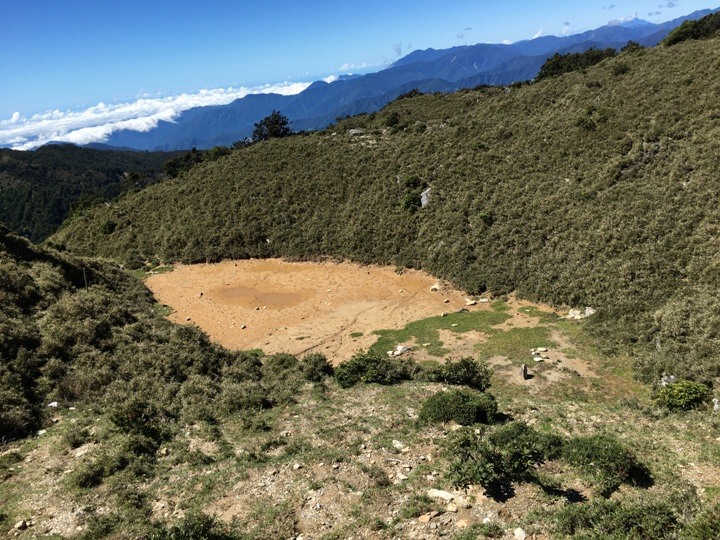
xmin=457 ymin=519 xmax=471 ymax=529
xmin=293 ymin=463 xmax=303 ymax=470
xmin=465 ymin=298 xmax=477 ymax=306
xmin=427 ymin=489 xmax=454 ymax=502
xmin=430 ymin=283 xmax=441 ymax=292
xmin=255 ymin=306 xmax=260 ymax=310
xmin=395 ymin=472 xmax=408 ymax=482
xmin=37 ymin=429 xmax=47 ymax=436
xmin=660 ymin=374 xmax=677 ymax=387
xmin=567 ymin=307 xmax=596 ymax=320
xmin=348 ymin=128 xmax=365 ymax=136
xmin=456 ymin=308 xmax=469 ymax=313
xmin=241 ymin=324 xmax=247 ymax=329
xmin=418 ymin=514 xmax=432 ymax=524
xmin=186 ymin=317 xmax=191 ymax=322
xmin=479 ymin=298 xmax=490 ymax=303
xmin=444 ymin=299 xmax=450 ymax=303
xmin=392 ymin=345 xmax=410 ymax=357
xmin=422 ymin=343 xmax=432 ymax=347
xmin=421 ymin=187 xmax=432 ymax=208
xmin=446 ymin=503 xmax=458 ymax=513
xmin=713 ymin=398 xmax=720 ymax=412
xmin=536 ymin=347 xmax=548 ymax=353
xmin=47 ymin=401 xmax=59 ymax=408
xmin=451 ymin=323 xmax=458 ymax=327
xmin=514 ymin=527 xmax=527 ymax=540
xmin=521 ymin=364 xmax=529 ymax=380
xmin=332 ymin=464 xmax=340 ymax=470
xmin=392 ymin=440 xmax=406 ymax=451
xmin=198 ymin=292 xmax=203 ymax=298
xmin=533 ymin=356 xmax=544 ymax=363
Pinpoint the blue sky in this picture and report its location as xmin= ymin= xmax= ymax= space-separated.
xmin=0 ymin=0 xmax=714 ymax=148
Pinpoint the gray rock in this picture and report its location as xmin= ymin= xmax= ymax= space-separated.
xmin=348 ymin=129 xmax=365 ymax=136
xmin=521 ymin=364 xmax=529 ymax=380
xmin=567 ymin=307 xmax=596 ymax=320
xmin=427 ymin=488 xmax=454 ymax=502
xmin=421 ymin=187 xmax=432 ymax=207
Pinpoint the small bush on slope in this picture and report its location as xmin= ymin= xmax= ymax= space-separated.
xmin=654 ymin=380 xmax=711 ymax=411
xmin=445 ymin=422 xmax=559 ymax=499
xmin=419 ymin=389 xmax=497 ymax=425
xmin=334 ymin=350 xmax=414 ymax=388
xmin=423 ymin=357 xmax=492 ymax=390
xmin=561 ymin=433 xmax=652 ymax=497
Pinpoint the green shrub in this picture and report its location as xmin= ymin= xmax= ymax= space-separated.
xmin=148 ymin=512 xmax=239 ymax=540
xmin=300 ymin=353 xmax=334 ymax=382
xmin=446 ymin=422 xmax=550 ymax=499
xmin=655 ymin=380 xmax=711 ymax=411
xmin=419 ymin=389 xmax=497 ymax=425
xmin=64 ymin=425 xmax=91 ymax=449
xmin=70 ymin=452 xmax=128 ymax=488
xmin=424 ymin=357 xmax=492 ymax=391
xmin=334 ymin=351 xmax=413 ymax=388
xmin=682 ymin=502 xmax=720 ymax=540
xmin=220 ymin=380 xmax=272 ymax=413
xmin=561 ymin=433 xmax=651 ymax=497
xmin=553 ymin=498 xmax=679 ymax=539
xmin=612 ymin=62 xmax=630 ymax=76
xmin=260 ymin=353 xmax=305 ymax=405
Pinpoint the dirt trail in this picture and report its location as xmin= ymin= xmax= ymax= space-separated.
xmin=146 ymin=259 xmax=477 ymax=363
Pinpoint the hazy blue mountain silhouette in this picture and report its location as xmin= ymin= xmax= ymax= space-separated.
xmin=102 ymin=8 xmax=717 ymax=151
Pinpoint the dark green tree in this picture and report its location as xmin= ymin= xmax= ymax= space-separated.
xmin=252 ymin=110 xmax=293 ymax=142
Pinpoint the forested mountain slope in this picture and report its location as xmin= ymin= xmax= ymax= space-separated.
xmin=52 ymin=37 xmax=720 ymax=385
xmin=0 ymin=144 xmax=178 ymax=241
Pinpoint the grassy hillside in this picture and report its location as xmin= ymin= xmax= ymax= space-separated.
xmin=0 ymin=144 xmax=179 ymax=241
xmin=2 ymin=226 xmax=720 ymax=539
xmin=52 ymin=37 xmax=720 ymax=386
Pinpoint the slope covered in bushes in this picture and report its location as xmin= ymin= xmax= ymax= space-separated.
xmin=51 ymin=37 xmax=720 ymax=385
xmin=0 ymin=144 xmax=178 ymax=241
xmin=0 ymin=226 xmax=331 ymax=442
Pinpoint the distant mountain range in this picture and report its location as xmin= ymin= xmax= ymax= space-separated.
xmin=101 ymin=8 xmax=718 ymax=151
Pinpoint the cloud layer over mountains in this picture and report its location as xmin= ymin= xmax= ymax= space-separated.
xmin=0 ymin=82 xmax=311 ymax=150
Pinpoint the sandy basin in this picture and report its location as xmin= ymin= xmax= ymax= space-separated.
xmin=145 ymin=259 xmax=476 ymax=363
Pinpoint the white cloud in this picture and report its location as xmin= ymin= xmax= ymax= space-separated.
xmin=339 ymin=61 xmax=376 ymax=72
xmin=533 ymin=29 xmax=544 ymax=39
xmin=608 ymin=12 xmax=640 ymax=25
xmin=0 ymin=82 xmax=311 ymax=151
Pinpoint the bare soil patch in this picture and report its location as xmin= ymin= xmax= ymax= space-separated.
xmin=146 ymin=259 xmax=474 ymax=363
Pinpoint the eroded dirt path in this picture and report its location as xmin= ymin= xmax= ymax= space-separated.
xmin=146 ymin=259 xmax=476 ymax=363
